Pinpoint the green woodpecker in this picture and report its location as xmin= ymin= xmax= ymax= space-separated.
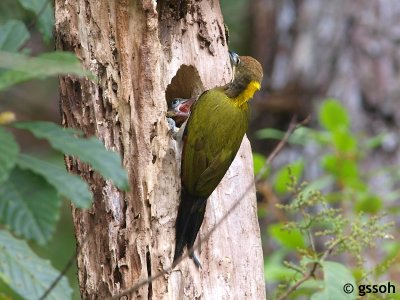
xmin=173 ymin=52 xmax=263 ymax=266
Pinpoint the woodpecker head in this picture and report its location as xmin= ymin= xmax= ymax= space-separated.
xmin=227 ymin=51 xmax=263 ymax=100
xmin=230 ymin=52 xmax=263 ymax=84
xmin=168 ymin=98 xmax=195 ymax=116
xmin=167 ymin=97 xmax=196 ymax=126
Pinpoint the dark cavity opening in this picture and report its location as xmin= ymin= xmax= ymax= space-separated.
xmin=165 ymin=65 xmax=204 ymax=104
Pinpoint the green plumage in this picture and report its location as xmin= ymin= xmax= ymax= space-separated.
xmin=173 ymin=54 xmax=263 ymax=265
xmin=182 ymin=87 xmax=250 ymax=197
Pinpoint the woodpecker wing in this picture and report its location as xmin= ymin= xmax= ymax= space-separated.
xmin=181 ymin=88 xmax=249 ymax=198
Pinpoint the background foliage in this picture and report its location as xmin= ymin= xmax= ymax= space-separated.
xmin=254 ymin=100 xmax=398 ymax=299
xmin=0 ymin=1 xmax=127 ymax=299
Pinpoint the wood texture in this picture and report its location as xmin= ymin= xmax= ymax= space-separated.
xmin=55 ymin=1 xmax=265 ymax=299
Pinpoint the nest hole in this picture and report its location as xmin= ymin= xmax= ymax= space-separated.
xmin=165 ymin=65 xmax=204 ymax=105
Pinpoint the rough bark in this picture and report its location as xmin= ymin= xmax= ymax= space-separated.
xmin=55 ymin=1 xmax=265 ymax=299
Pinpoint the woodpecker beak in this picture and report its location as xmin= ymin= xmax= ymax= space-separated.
xmin=168 ymin=97 xmax=196 ymax=118
xmin=177 ymin=98 xmax=194 ymax=114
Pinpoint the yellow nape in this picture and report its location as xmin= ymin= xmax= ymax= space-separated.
xmin=233 ymin=80 xmax=261 ymax=108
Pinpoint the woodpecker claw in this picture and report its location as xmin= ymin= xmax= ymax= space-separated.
xmin=167 ymin=117 xmax=179 ymax=137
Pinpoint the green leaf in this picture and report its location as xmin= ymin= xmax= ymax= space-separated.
xmin=269 ymin=223 xmax=306 ymax=249
xmin=13 ymin=121 xmax=129 ymax=190
xmin=255 ymin=127 xmax=311 ymax=145
xmin=294 ymin=279 xmax=325 ymax=293
xmin=17 ymin=0 xmax=45 ymax=15
xmin=273 ymin=160 xmax=304 ymax=194
xmin=253 ymin=152 xmax=269 ymax=178
xmin=311 ymin=261 xmax=356 ymax=300
xmin=0 ymin=230 xmax=72 ymax=299
xmin=321 ymin=154 xmax=338 ymax=175
xmin=264 ymin=263 xmax=298 ymax=282
xmin=264 ymin=250 xmax=298 ymax=282
xmin=0 ymin=20 xmax=29 ymax=51
xmin=0 ymin=1 xmax=26 ymax=23
xmin=311 ymin=131 xmax=332 ymax=145
xmin=257 ymin=206 xmax=266 ymax=218
xmin=355 ymin=193 xmax=382 ymax=214
xmin=381 ymin=242 xmax=400 ymax=279
xmin=364 ymin=133 xmax=385 ymax=149
xmin=0 ymin=167 xmax=61 ymax=244
xmin=0 ymin=127 xmax=19 ymax=183
xmin=332 ymin=130 xmax=357 ymax=153
xmin=255 ymin=128 xmax=285 ymax=140
xmin=319 ymin=99 xmax=349 ymax=131
xmin=321 ymin=155 xmax=362 ymax=189
xmin=17 ymin=0 xmax=54 ymax=42
xmin=289 ymin=126 xmax=313 ymax=145
xmin=0 ymin=51 xmax=95 ymax=91
xmin=17 ymin=154 xmax=92 ymax=208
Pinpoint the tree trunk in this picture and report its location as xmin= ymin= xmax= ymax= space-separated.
xmin=54 ymin=1 xmax=265 ymax=299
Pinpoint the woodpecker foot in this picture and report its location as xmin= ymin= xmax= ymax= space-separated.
xmin=168 ymin=117 xmax=187 ymax=143
xmin=189 ymin=251 xmax=202 ymax=269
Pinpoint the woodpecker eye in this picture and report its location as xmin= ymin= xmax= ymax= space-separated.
xmin=229 ymin=51 xmax=240 ymax=66
xmin=171 ymin=99 xmax=180 ymax=108
xmin=236 ymin=56 xmax=241 ymax=65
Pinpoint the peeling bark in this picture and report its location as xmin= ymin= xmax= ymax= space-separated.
xmin=55 ymin=1 xmax=265 ymax=299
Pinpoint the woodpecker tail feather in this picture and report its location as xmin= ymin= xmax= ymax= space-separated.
xmin=173 ymin=189 xmax=207 ymax=266
xmin=185 ymin=200 xmax=207 ymax=251
xmin=173 ymin=190 xmax=192 ymax=263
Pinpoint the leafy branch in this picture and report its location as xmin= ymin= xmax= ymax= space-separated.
xmin=0 ymin=8 xmax=127 ymax=298
xmin=259 ymin=100 xmax=397 ymax=300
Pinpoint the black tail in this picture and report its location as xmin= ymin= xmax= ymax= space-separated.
xmin=173 ymin=189 xmax=207 ymax=265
